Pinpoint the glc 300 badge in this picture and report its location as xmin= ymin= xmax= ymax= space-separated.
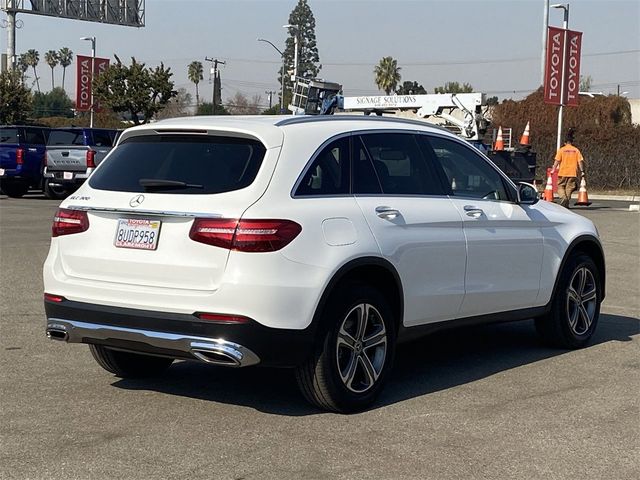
xmin=129 ymin=194 xmax=145 ymax=208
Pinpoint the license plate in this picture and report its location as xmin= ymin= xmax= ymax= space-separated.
xmin=63 ymin=171 xmax=73 ymax=180
xmin=114 ymin=218 xmax=161 ymax=250
xmin=0 ymin=168 xmax=4 ymax=176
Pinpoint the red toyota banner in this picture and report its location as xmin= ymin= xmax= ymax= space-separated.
xmin=544 ymin=26 xmax=565 ymax=105
xmin=75 ymin=55 xmax=110 ymax=112
xmin=564 ymin=30 xmax=583 ymax=107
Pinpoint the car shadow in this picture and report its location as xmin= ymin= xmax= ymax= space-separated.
xmin=112 ymin=313 xmax=639 ymax=415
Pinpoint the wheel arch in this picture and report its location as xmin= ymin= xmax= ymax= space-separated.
xmin=555 ymin=235 xmax=606 ymax=300
xmin=311 ymin=257 xmax=404 ymax=334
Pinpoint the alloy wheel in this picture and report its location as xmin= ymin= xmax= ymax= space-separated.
xmin=566 ymin=266 xmax=597 ymax=336
xmin=335 ymin=303 xmax=387 ymax=393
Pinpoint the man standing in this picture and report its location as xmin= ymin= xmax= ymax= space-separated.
xmin=551 ymin=128 xmax=585 ymax=208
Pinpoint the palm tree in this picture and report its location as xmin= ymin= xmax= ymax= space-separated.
xmin=24 ymin=49 xmax=40 ymax=93
xmin=188 ymin=61 xmax=204 ymax=108
xmin=44 ymin=50 xmax=59 ymax=90
xmin=17 ymin=53 xmax=30 ymax=83
xmin=58 ymin=47 xmax=73 ymax=93
xmin=374 ymin=56 xmax=402 ymax=95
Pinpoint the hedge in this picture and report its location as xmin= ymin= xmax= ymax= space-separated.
xmin=490 ymin=89 xmax=639 ymax=190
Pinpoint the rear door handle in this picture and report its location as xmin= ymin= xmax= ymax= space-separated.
xmin=463 ymin=205 xmax=484 ymax=218
xmin=375 ymin=206 xmax=400 ymax=220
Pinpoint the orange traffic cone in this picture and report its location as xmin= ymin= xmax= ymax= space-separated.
xmin=575 ymin=176 xmax=592 ymax=206
xmin=519 ymin=121 xmax=531 ymax=146
xmin=494 ymin=126 xmax=504 ymax=151
xmin=543 ymin=168 xmax=554 ymax=202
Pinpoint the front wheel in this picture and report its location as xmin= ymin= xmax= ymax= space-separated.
xmin=89 ymin=344 xmax=174 ymax=378
xmin=295 ymin=283 xmax=396 ymax=413
xmin=535 ymin=253 xmax=602 ymax=349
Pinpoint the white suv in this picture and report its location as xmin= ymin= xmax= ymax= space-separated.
xmin=44 ymin=116 xmax=605 ymax=412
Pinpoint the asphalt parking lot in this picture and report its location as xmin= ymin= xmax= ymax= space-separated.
xmin=1 ymin=194 xmax=638 ymax=480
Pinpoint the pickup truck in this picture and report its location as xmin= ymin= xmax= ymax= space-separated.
xmin=43 ymin=128 xmax=118 ymax=199
xmin=0 ymin=125 xmax=49 ymax=198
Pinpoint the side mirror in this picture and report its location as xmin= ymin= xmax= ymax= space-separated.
xmin=517 ymin=182 xmax=539 ymax=205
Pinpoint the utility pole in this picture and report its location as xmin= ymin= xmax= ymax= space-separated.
xmin=265 ymin=90 xmax=276 ymax=109
xmin=541 ymin=0 xmax=550 ymax=86
xmin=205 ymin=57 xmax=225 ymax=114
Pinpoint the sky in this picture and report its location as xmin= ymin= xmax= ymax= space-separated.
xmin=3 ymin=0 xmax=639 ymax=108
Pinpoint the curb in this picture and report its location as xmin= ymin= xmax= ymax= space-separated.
xmin=588 ymin=194 xmax=639 ymax=202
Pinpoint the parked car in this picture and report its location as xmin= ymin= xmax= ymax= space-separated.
xmin=43 ymin=116 xmax=605 ymax=412
xmin=43 ymin=127 xmax=118 ymax=199
xmin=0 ymin=125 xmax=49 ymax=197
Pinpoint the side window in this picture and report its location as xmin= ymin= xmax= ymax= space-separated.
xmin=24 ymin=128 xmax=45 ymax=145
xmin=425 ymin=136 xmax=510 ymax=201
xmin=92 ymin=130 xmax=114 ymax=147
xmin=359 ymin=133 xmax=443 ymax=195
xmin=295 ymin=137 xmax=350 ymax=196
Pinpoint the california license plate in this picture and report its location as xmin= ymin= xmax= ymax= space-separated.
xmin=63 ymin=171 xmax=73 ymax=180
xmin=114 ymin=218 xmax=161 ymax=250
xmin=0 ymin=168 xmax=5 ymax=176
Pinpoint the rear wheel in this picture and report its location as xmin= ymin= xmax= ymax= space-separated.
xmin=43 ymin=178 xmax=68 ymax=200
xmin=0 ymin=181 xmax=29 ymax=198
xmin=535 ymin=253 xmax=602 ymax=349
xmin=89 ymin=344 xmax=174 ymax=378
xmin=295 ymin=283 xmax=396 ymax=413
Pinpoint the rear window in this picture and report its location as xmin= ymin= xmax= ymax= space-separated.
xmin=0 ymin=128 xmax=19 ymax=144
xmin=89 ymin=134 xmax=266 ymax=195
xmin=48 ymin=129 xmax=85 ymax=146
xmin=91 ymin=130 xmax=114 ymax=147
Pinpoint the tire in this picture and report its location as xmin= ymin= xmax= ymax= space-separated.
xmin=89 ymin=344 xmax=174 ymax=378
xmin=535 ymin=253 xmax=602 ymax=349
xmin=0 ymin=181 xmax=29 ymax=198
xmin=43 ymin=178 xmax=68 ymax=200
xmin=295 ymin=283 xmax=396 ymax=413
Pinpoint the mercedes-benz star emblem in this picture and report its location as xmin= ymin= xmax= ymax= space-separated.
xmin=129 ymin=194 xmax=145 ymax=208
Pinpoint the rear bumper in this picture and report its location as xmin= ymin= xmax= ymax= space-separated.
xmin=43 ymin=168 xmax=92 ymax=184
xmin=44 ymin=299 xmax=315 ymax=368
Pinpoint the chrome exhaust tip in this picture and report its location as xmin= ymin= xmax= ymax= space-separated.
xmin=46 ymin=328 xmax=69 ymax=341
xmin=190 ymin=340 xmax=258 ymax=367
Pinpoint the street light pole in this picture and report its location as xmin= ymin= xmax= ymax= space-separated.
xmin=541 ymin=0 xmax=550 ymax=86
xmin=257 ymin=38 xmax=285 ymax=113
xmin=551 ymin=3 xmax=569 ymax=150
xmin=80 ymin=36 xmax=96 ymax=128
xmin=283 ymin=24 xmax=299 ymax=81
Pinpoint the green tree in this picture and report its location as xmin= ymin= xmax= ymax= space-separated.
xmin=58 ymin=47 xmax=73 ymax=93
xmin=32 ymin=87 xmax=74 ymax=118
xmin=279 ymin=0 xmax=321 ymax=98
xmin=187 ymin=61 xmax=204 ymax=107
xmin=434 ymin=81 xmax=473 ymax=94
xmin=196 ymin=102 xmax=229 ymax=116
xmin=487 ymin=96 xmax=499 ymax=106
xmin=0 ymin=70 xmax=33 ymax=124
xmin=374 ymin=56 xmax=402 ymax=95
xmin=395 ymin=80 xmax=426 ymax=95
xmin=24 ymin=49 xmax=40 ymax=93
xmin=93 ymin=56 xmax=177 ymax=125
xmin=44 ymin=50 xmax=59 ymax=90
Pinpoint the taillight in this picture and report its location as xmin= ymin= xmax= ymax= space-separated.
xmin=196 ymin=312 xmax=251 ymax=324
xmin=52 ymin=208 xmax=89 ymax=237
xmin=16 ymin=147 xmax=24 ymax=165
xmin=189 ymin=218 xmax=302 ymax=252
xmin=86 ymin=150 xmax=96 ymax=168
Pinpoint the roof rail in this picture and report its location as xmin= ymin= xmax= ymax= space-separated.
xmin=275 ymin=114 xmax=452 ymax=133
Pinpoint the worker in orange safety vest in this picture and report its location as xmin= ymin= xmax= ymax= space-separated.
xmin=551 ymin=128 xmax=586 ymax=208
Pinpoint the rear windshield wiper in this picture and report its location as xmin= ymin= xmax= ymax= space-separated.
xmin=139 ymin=178 xmax=204 ymax=190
